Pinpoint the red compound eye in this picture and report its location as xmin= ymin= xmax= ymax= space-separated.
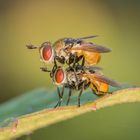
xmin=42 ymin=44 xmax=52 ymax=61
xmin=55 ymin=69 xmax=64 ymax=84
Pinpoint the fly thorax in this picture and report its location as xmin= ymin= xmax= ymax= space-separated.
xmin=67 ymin=72 xmax=81 ymax=86
xmin=58 ymin=48 xmax=70 ymax=60
xmin=71 ymin=44 xmax=83 ymax=56
xmin=67 ymin=72 xmax=76 ymax=84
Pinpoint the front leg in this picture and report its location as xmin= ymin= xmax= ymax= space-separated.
xmin=40 ymin=67 xmax=51 ymax=72
xmin=54 ymin=85 xmax=65 ymax=108
xmin=53 ymin=56 xmax=58 ymax=69
xmin=50 ymin=56 xmax=59 ymax=77
xmin=26 ymin=44 xmax=39 ymax=49
xmin=55 ymin=56 xmax=65 ymax=64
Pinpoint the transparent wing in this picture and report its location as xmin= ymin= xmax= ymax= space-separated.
xmin=93 ymin=74 xmax=121 ymax=87
xmin=77 ymin=35 xmax=98 ymax=40
xmin=71 ymin=43 xmax=111 ymax=53
xmin=84 ymin=66 xmax=103 ymax=71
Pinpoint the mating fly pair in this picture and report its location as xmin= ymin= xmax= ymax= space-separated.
xmin=27 ymin=36 xmax=119 ymax=107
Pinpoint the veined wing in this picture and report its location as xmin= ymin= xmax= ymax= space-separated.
xmin=93 ymin=74 xmax=121 ymax=87
xmin=77 ymin=35 xmax=98 ymax=40
xmin=71 ymin=43 xmax=111 ymax=53
xmin=83 ymin=66 xmax=103 ymax=72
xmin=83 ymin=73 xmax=121 ymax=87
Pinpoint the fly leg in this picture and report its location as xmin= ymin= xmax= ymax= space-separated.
xmin=40 ymin=67 xmax=51 ymax=72
xmin=66 ymin=88 xmax=72 ymax=106
xmin=78 ymin=82 xmax=85 ymax=107
xmin=90 ymin=84 xmax=103 ymax=96
xmin=40 ymin=66 xmax=53 ymax=79
xmin=26 ymin=44 xmax=39 ymax=49
xmin=53 ymin=56 xmax=58 ymax=70
xmin=59 ymin=85 xmax=65 ymax=106
xmin=66 ymin=53 xmax=73 ymax=66
xmin=54 ymin=85 xmax=65 ymax=108
xmin=54 ymin=87 xmax=62 ymax=108
xmin=91 ymin=84 xmax=111 ymax=96
xmin=55 ymin=56 xmax=65 ymax=64
xmin=40 ymin=53 xmax=56 ymax=74
xmin=81 ymin=56 xmax=85 ymax=66
xmin=91 ymin=89 xmax=103 ymax=97
xmin=72 ymin=53 xmax=77 ymax=67
xmin=73 ymin=68 xmax=79 ymax=90
xmin=50 ymin=56 xmax=58 ymax=78
xmin=91 ymin=84 xmax=98 ymax=95
xmin=98 ymin=91 xmax=112 ymax=95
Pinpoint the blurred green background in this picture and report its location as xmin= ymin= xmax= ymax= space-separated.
xmin=0 ymin=0 xmax=140 ymax=102
xmin=0 ymin=0 xmax=140 ymax=139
